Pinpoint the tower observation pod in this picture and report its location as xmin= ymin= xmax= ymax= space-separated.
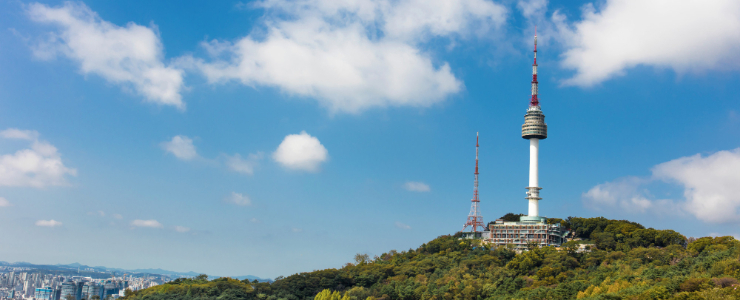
xmin=521 ymin=29 xmax=547 ymax=223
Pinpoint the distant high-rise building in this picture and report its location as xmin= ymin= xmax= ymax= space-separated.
xmin=23 ymin=279 xmax=33 ymax=296
xmin=9 ymin=272 xmax=15 ymax=287
xmin=82 ymin=282 xmax=103 ymax=300
xmin=60 ymin=281 xmax=83 ymax=300
xmin=104 ymin=280 xmax=118 ymax=298
xmin=81 ymin=283 xmax=90 ymax=299
xmin=35 ymin=287 xmax=55 ymax=300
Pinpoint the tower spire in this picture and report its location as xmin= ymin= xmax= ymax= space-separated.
xmin=462 ymin=132 xmax=484 ymax=233
xmin=530 ymin=28 xmax=539 ymax=107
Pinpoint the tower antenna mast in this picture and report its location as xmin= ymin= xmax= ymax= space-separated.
xmin=462 ymin=132 xmax=485 ymax=232
xmin=522 ymin=29 xmax=547 ymax=221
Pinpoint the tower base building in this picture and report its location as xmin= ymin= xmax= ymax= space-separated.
xmin=486 ymin=218 xmax=568 ymax=251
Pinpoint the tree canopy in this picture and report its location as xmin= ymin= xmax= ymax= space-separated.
xmin=122 ymin=217 xmax=740 ymax=300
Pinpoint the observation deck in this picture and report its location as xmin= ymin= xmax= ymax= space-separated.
xmin=522 ymin=106 xmax=547 ymax=139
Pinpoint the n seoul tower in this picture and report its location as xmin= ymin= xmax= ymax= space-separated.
xmin=521 ymin=29 xmax=547 ymax=221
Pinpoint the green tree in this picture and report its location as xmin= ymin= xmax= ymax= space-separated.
xmin=500 ymin=213 xmax=525 ymax=222
xmin=354 ymin=254 xmax=370 ymax=265
xmin=593 ymin=232 xmax=616 ymax=250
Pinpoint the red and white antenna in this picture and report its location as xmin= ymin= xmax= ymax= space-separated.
xmin=530 ymin=26 xmax=539 ymax=107
xmin=462 ymin=132 xmax=485 ymax=232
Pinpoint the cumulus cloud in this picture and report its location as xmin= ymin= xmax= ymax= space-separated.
xmin=395 ymin=222 xmax=411 ymax=230
xmin=583 ymin=148 xmax=740 ymax=224
xmin=182 ymin=0 xmax=506 ymax=113
xmin=161 ymin=135 xmax=197 ymax=160
xmin=27 ymin=2 xmax=185 ymax=109
xmin=36 ymin=219 xmax=62 ymax=227
xmin=517 ymin=0 xmax=548 ymax=19
xmin=0 ymin=197 xmax=11 ymax=207
xmin=403 ymin=181 xmax=431 ymax=192
xmin=652 ymin=148 xmax=740 ymax=224
xmin=273 ymin=131 xmax=328 ymax=172
xmin=582 ymin=177 xmax=654 ymax=213
xmin=558 ymin=0 xmax=740 ymax=86
xmin=224 ymin=192 xmax=252 ymax=206
xmin=224 ymin=152 xmax=263 ymax=175
xmin=131 ymin=219 xmax=163 ymax=228
xmin=0 ymin=128 xmax=77 ymax=188
xmin=174 ymin=225 xmax=191 ymax=233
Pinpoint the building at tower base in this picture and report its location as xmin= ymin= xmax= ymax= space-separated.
xmin=485 ymin=218 xmax=568 ymax=251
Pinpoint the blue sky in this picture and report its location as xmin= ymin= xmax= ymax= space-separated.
xmin=1 ymin=0 xmax=739 ymax=278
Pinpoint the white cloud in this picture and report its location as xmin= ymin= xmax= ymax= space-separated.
xmin=0 ymin=129 xmax=39 ymax=141
xmin=183 ymin=0 xmax=506 ymax=113
xmin=112 ymin=214 xmax=123 ymax=220
xmin=0 ymin=129 xmax=77 ymax=188
xmin=174 ymin=226 xmax=191 ymax=233
xmin=0 ymin=197 xmax=11 ymax=207
xmin=224 ymin=152 xmax=263 ymax=175
xmin=582 ymin=177 xmax=654 ymax=213
xmin=291 ymin=228 xmax=303 ymax=233
xmin=273 ymin=131 xmax=328 ymax=172
xmin=224 ymin=192 xmax=252 ymax=206
xmin=161 ymin=135 xmax=197 ymax=160
xmin=131 ymin=219 xmax=163 ymax=228
xmin=558 ymin=0 xmax=740 ymax=86
xmin=250 ymin=218 xmax=261 ymax=223
xmin=652 ymin=148 xmax=740 ymax=224
xmin=583 ymin=148 xmax=740 ymax=224
xmin=36 ymin=219 xmax=62 ymax=227
xmin=517 ymin=0 xmax=548 ymax=20
xmin=403 ymin=181 xmax=430 ymax=192
xmin=27 ymin=2 xmax=185 ymax=109
xmin=395 ymin=221 xmax=411 ymax=230
xmin=87 ymin=210 xmax=105 ymax=217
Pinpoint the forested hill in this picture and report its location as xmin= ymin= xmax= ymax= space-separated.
xmin=122 ymin=217 xmax=740 ymax=300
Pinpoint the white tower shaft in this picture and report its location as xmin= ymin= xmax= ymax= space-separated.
xmin=528 ymin=138 xmax=539 ymax=216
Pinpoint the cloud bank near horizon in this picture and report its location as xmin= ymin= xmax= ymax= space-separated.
xmin=583 ymin=148 xmax=740 ymax=224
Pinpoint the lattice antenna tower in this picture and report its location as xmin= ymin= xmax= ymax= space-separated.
xmin=462 ymin=132 xmax=485 ymax=232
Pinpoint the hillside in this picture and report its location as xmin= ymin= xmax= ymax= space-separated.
xmin=121 ymin=217 xmax=740 ymax=300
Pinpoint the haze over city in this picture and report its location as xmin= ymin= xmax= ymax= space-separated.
xmin=0 ymin=0 xmax=739 ymax=280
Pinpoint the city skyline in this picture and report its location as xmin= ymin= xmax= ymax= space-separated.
xmin=1 ymin=0 xmax=739 ymax=279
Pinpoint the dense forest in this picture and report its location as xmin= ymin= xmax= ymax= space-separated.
xmin=121 ymin=216 xmax=740 ymax=300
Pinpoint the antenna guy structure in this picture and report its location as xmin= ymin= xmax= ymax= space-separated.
xmin=461 ymin=133 xmax=485 ymax=233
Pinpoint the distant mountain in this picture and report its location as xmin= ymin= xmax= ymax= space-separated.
xmin=59 ymin=262 xmax=85 ymax=267
xmin=230 ymin=275 xmax=272 ymax=282
xmin=0 ymin=261 xmax=271 ymax=282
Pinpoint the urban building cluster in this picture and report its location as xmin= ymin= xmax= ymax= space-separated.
xmin=460 ymin=31 xmax=569 ymax=250
xmin=0 ymin=268 xmax=167 ymax=300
